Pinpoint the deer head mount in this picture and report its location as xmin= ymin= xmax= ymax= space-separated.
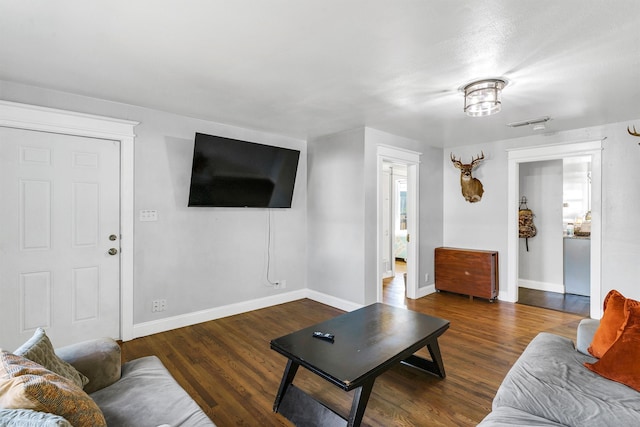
xmin=628 ymin=126 xmax=640 ymax=145
xmin=451 ymin=152 xmax=485 ymax=203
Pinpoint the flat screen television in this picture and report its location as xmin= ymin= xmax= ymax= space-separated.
xmin=188 ymin=132 xmax=300 ymax=208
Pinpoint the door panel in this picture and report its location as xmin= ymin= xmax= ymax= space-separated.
xmin=1 ymin=126 xmax=120 ymax=349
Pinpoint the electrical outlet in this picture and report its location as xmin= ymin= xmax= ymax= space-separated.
xmin=425 ymin=273 xmax=429 ymax=282
xmin=152 ymin=299 xmax=167 ymax=312
xmin=280 ymin=280 xmax=287 ymax=289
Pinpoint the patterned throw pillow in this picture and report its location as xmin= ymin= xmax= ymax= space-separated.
xmin=0 ymin=351 xmax=106 ymax=427
xmin=13 ymin=328 xmax=89 ymax=389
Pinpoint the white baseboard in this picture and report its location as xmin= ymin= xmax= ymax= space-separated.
xmin=498 ymin=289 xmax=517 ymax=303
xmin=304 ymin=289 xmax=364 ymax=312
xmin=519 ymin=279 xmax=565 ymax=294
xmin=131 ymin=285 xmax=446 ymax=341
xmin=131 ymin=289 xmax=362 ymax=341
xmin=413 ymin=284 xmax=435 ymax=299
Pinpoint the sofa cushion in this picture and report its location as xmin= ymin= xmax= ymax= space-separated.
xmin=90 ymin=355 xmax=215 ymax=426
xmin=477 ymin=406 xmax=566 ymax=426
xmin=54 ymin=337 xmax=121 ymax=394
xmin=492 ymin=333 xmax=640 ymax=426
xmin=0 ymin=408 xmax=72 ymax=426
xmin=14 ymin=328 xmax=89 ymax=389
xmin=576 ymin=318 xmax=600 ymax=355
xmin=585 ymin=304 xmax=640 ymax=392
xmin=0 ymin=352 xmax=106 ymax=427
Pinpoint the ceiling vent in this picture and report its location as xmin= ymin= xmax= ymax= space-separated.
xmin=507 ymin=116 xmax=551 ymax=130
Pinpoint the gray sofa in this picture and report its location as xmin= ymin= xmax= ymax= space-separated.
xmin=1 ymin=336 xmax=216 ymax=427
xmin=478 ymin=319 xmax=640 ymax=426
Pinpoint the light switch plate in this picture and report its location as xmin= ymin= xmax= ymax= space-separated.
xmin=140 ymin=210 xmax=158 ymax=221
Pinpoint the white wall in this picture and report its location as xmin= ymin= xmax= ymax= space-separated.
xmin=518 ymin=160 xmax=564 ymax=291
xmin=0 ymin=80 xmax=307 ymax=327
xmin=307 ymin=127 xmax=444 ymax=306
xmin=307 ymin=128 xmax=366 ymax=303
xmin=443 ymin=120 xmax=640 ymax=307
xmin=5 ymin=79 xmax=638 ymax=328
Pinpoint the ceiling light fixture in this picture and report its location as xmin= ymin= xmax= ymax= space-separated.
xmin=461 ymin=78 xmax=508 ymax=117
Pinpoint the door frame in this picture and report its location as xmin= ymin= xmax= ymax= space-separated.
xmin=0 ymin=100 xmax=138 ymax=340
xmin=377 ymin=145 xmax=421 ymax=301
xmin=506 ymin=140 xmax=602 ymax=318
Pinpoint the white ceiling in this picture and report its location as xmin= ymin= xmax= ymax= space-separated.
xmin=1 ymin=1 xmax=639 ymax=147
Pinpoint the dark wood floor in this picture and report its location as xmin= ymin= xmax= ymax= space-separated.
xmin=518 ymin=287 xmax=590 ymax=317
xmin=121 ymin=279 xmax=584 ymax=426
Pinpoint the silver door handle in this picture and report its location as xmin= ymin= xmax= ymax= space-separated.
xmin=108 ymin=248 xmax=118 ymax=255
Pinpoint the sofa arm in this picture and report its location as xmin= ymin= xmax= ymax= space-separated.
xmin=576 ymin=318 xmax=600 ymax=356
xmin=55 ymin=338 xmax=122 ymax=394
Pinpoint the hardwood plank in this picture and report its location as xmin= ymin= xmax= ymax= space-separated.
xmin=518 ymin=287 xmax=590 ymax=317
xmin=121 ymin=293 xmax=584 ymax=426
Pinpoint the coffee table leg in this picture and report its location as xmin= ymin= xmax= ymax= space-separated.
xmin=426 ymin=338 xmax=446 ymax=378
xmin=347 ymin=378 xmax=375 ymax=427
xmin=402 ymin=337 xmax=446 ymax=378
xmin=273 ymin=359 xmax=299 ymax=412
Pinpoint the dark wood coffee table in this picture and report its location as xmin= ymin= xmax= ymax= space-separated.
xmin=270 ymin=303 xmax=450 ymax=427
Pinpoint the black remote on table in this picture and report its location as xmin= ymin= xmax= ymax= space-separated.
xmin=312 ymin=331 xmax=335 ymax=342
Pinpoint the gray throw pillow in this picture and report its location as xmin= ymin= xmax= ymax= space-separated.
xmin=13 ymin=328 xmax=89 ymax=388
xmin=0 ymin=408 xmax=72 ymax=426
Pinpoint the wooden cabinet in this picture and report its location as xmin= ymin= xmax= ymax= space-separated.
xmin=435 ymin=247 xmax=498 ymax=301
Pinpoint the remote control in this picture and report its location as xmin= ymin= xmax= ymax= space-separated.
xmin=312 ymin=331 xmax=335 ymax=342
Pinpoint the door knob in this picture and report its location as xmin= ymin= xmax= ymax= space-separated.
xmin=108 ymin=248 xmax=118 ymax=256
xmin=109 ymin=234 xmax=118 ymax=241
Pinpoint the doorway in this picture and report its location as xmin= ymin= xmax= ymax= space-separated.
xmin=507 ymin=140 xmax=602 ymax=319
xmin=516 ymin=157 xmax=591 ymax=317
xmin=376 ymin=145 xmax=420 ymax=304
xmin=381 ymin=163 xmax=408 ymax=306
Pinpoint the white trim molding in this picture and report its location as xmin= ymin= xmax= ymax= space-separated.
xmin=519 ymin=279 xmax=565 ymax=294
xmin=417 ymin=284 xmax=436 ymax=299
xmin=377 ymin=144 xmax=423 ymax=163
xmin=0 ymin=100 xmax=138 ymax=340
xmin=133 ymin=289 xmax=364 ymax=339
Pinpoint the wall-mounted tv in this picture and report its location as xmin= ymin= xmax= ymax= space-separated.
xmin=188 ymin=132 xmax=300 ymax=208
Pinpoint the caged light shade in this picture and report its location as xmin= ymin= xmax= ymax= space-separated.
xmin=462 ymin=78 xmax=507 ymax=117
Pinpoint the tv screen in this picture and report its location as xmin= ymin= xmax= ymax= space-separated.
xmin=188 ymin=133 xmax=300 ymax=208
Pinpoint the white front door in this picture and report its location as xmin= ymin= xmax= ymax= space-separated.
xmin=0 ymin=126 xmax=121 ymax=349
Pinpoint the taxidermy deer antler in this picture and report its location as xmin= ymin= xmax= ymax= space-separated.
xmin=451 ymin=151 xmax=485 ymax=203
xmin=627 ymin=126 xmax=640 ymax=145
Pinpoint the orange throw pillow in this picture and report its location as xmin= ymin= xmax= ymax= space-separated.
xmin=585 ymin=303 xmax=640 ymax=392
xmin=588 ymin=290 xmax=628 ymax=358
